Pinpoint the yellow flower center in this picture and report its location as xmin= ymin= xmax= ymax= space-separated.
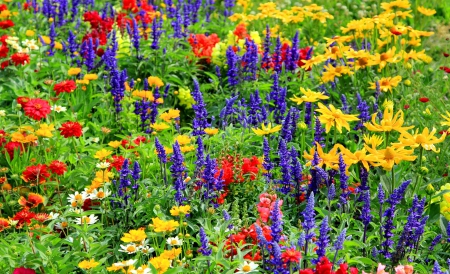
xmin=126 ymin=246 xmax=136 ymax=252
xmin=82 ymin=217 xmax=90 ymax=224
xmin=97 ymin=192 xmax=105 ymax=198
xmin=384 ymin=147 xmax=395 ymax=160
xmin=61 ymin=221 xmax=68 ymax=228
xmin=380 ymin=53 xmax=389 ymax=61
xmin=171 ymin=239 xmax=178 ymax=245
xmin=75 ymin=194 xmax=83 ymax=200
xmin=331 ymin=46 xmax=339 ymax=54
xmin=358 ymin=57 xmax=369 ymax=66
xmin=242 ymin=265 xmax=251 ymax=272
xmin=415 ymin=134 xmax=427 ymax=144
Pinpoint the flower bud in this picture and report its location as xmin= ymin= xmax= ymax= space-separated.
xmin=404 ymin=79 xmax=411 ymax=86
xmin=426 ymin=184 xmax=435 ymax=195
xmin=154 ymin=204 xmax=161 ymax=211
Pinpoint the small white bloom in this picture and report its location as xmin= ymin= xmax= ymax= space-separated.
xmin=130 ymin=266 xmax=151 ymax=274
xmin=114 ymin=259 xmax=137 ymax=267
xmin=69 ymin=208 xmax=84 ymax=214
xmin=119 ymin=243 xmax=138 ymax=254
xmin=139 ymin=245 xmax=155 ymax=254
xmin=0 ymin=110 xmax=5 ymax=117
xmin=96 ymin=161 xmax=111 ymax=169
xmin=48 ymin=212 xmax=60 ymax=220
xmin=67 ymin=191 xmax=88 ymax=207
xmin=51 ymin=105 xmax=67 ymax=113
xmin=89 ymin=188 xmax=111 ymax=200
xmin=75 ymin=214 xmax=98 ymax=225
xmin=91 ymin=137 xmax=100 ymax=143
xmin=8 ymin=219 xmax=19 ymax=226
xmin=166 ymin=236 xmax=183 ymax=246
xmin=236 ymin=261 xmax=258 ymax=273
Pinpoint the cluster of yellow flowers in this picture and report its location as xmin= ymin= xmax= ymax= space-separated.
xmin=229 ymin=2 xmax=334 ymax=25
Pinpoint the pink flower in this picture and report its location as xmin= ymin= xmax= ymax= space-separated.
xmin=377 ymin=263 xmax=389 ymax=274
xmin=395 ymin=265 xmax=413 ymax=274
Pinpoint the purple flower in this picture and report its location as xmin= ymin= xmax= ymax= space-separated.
xmin=302 ymin=192 xmax=316 ymax=241
xmin=277 ymin=139 xmax=291 ymax=194
xmin=429 ymin=234 xmax=442 ymax=251
xmin=170 ymin=142 xmax=187 ymax=204
xmin=199 ymin=227 xmax=212 ymax=256
xmin=261 ymin=25 xmax=272 ymax=70
xmin=226 ymin=46 xmax=239 ymax=87
xmin=270 ymin=200 xmax=283 ymax=243
xmin=273 ymin=36 xmax=282 ymax=73
xmin=132 ymin=161 xmax=141 ymax=181
xmin=286 ymin=31 xmax=299 ymax=71
xmin=338 ymin=154 xmax=349 ymax=207
xmin=192 ymin=80 xmax=210 ymax=136
xmin=314 ymin=216 xmax=330 ymax=263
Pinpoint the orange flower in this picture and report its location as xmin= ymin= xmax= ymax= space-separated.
xmin=18 ymin=193 xmax=45 ymax=208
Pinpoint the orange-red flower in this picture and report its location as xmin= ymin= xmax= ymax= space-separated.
xmin=21 ymin=164 xmax=50 ymax=184
xmin=10 ymin=53 xmax=30 ymax=65
xmin=18 ymin=193 xmax=45 ymax=208
xmin=12 ymin=209 xmax=36 ymax=228
xmin=49 ymin=160 xmax=67 ymax=175
xmin=59 ymin=121 xmax=83 ymax=138
xmin=54 ymin=80 xmax=77 ymax=96
xmin=22 ymin=98 xmax=51 ymax=121
xmin=0 ymin=218 xmax=9 ymax=232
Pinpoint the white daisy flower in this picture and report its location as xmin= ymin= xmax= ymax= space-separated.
xmin=51 ymin=105 xmax=67 ymax=113
xmin=89 ymin=188 xmax=111 ymax=200
xmin=130 ymin=266 xmax=151 ymax=274
xmin=67 ymin=191 xmax=88 ymax=207
xmin=96 ymin=161 xmax=111 ymax=169
xmin=166 ymin=236 xmax=183 ymax=246
xmin=91 ymin=137 xmax=100 ymax=143
xmin=75 ymin=214 xmax=98 ymax=225
xmin=48 ymin=212 xmax=60 ymax=220
xmin=139 ymin=245 xmax=155 ymax=254
xmin=114 ymin=259 xmax=137 ymax=267
xmin=119 ymin=243 xmax=138 ymax=254
xmin=0 ymin=110 xmax=6 ymax=117
xmin=236 ymin=261 xmax=258 ymax=273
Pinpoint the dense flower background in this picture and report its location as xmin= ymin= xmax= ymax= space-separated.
xmin=1 ymin=0 xmax=450 ymax=273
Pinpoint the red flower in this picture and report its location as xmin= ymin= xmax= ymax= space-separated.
xmin=0 ymin=4 xmax=7 ymax=12
xmin=12 ymin=209 xmax=36 ymax=228
xmin=188 ymin=33 xmax=221 ymax=63
xmin=10 ymin=53 xmax=30 ymax=66
xmin=233 ymin=23 xmax=250 ymax=40
xmin=22 ymin=98 xmax=51 ymax=121
xmin=109 ymin=155 xmax=126 ymax=171
xmin=439 ymin=66 xmax=450 ymax=73
xmin=13 ymin=267 xmax=36 ymax=274
xmin=419 ymin=97 xmax=429 ymax=103
xmin=49 ymin=160 xmax=67 ymax=175
xmin=404 ymin=104 xmax=410 ymax=110
xmin=281 ymin=248 xmax=301 ymax=263
xmin=0 ymin=45 xmax=8 ymax=58
xmin=59 ymin=121 xmax=83 ymax=138
xmin=22 ymin=164 xmax=50 ymax=184
xmin=0 ymin=20 xmax=14 ymax=29
xmin=17 ymin=96 xmax=31 ymax=107
xmin=316 ymin=257 xmax=333 ymax=274
xmin=1 ymin=60 xmax=9 ymax=69
xmin=133 ymin=136 xmax=147 ymax=145
xmin=299 ymin=270 xmax=314 ymax=274
xmin=444 ymin=52 xmax=449 ymax=58
xmin=18 ymin=193 xmax=45 ymax=208
xmin=53 ymin=80 xmax=77 ymax=96
xmin=123 ymin=0 xmax=138 ymax=12
xmin=4 ymin=141 xmax=21 ymax=159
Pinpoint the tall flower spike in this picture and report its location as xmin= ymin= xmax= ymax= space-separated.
xmin=287 ymin=31 xmax=299 ymax=71
xmin=277 ymin=139 xmax=291 ymax=194
xmin=199 ymin=227 xmax=212 ymax=256
xmin=226 ymin=46 xmax=239 ymax=87
xmin=132 ymin=161 xmax=141 ymax=181
xmin=338 ymin=154 xmax=349 ymax=207
xmin=273 ymin=36 xmax=282 ymax=73
xmin=314 ymin=216 xmax=330 ymax=263
xmin=270 ymin=200 xmax=283 ymax=243
xmin=155 ymin=137 xmax=167 ymax=164
xmin=170 ymin=141 xmax=187 ymax=205
xmin=195 ymin=136 xmax=205 ymax=176
xmin=332 ymin=228 xmax=347 ymax=265
xmin=192 ymin=79 xmax=210 ymax=136
xmin=302 ymin=192 xmax=316 ymax=242
xmin=261 ymin=25 xmax=272 ymax=70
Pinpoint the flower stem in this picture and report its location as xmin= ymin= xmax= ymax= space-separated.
xmin=412 ymin=147 xmax=424 ymax=195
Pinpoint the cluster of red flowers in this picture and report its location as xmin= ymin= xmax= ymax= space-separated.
xmin=300 ymin=257 xmax=359 ymax=274
xmin=188 ymin=34 xmax=221 ymax=63
xmin=22 ymin=160 xmax=67 ymax=184
xmin=218 ymin=155 xmax=260 ymax=185
xmin=19 ymin=97 xmax=51 ymax=121
xmin=12 ymin=208 xmax=49 ymax=229
xmin=1 ymin=35 xmax=31 ymax=69
xmin=59 ymin=121 xmax=83 ymax=138
xmin=0 ymin=6 xmax=13 ymax=29
xmin=53 ymin=80 xmax=77 ymax=96
xmin=257 ymin=193 xmax=283 ymax=223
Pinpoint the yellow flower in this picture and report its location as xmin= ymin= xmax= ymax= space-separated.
xmin=394 ymin=128 xmax=446 ymax=153
xmin=177 ymin=88 xmax=196 ymax=109
xmin=149 ymin=256 xmax=171 ymax=274
xmin=369 ymin=76 xmax=402 ymax=93
xmin=301 ymin=55 xmax=325 ymax=70
xmin=417 ymin=6 xmax=436 ymax=16
xmin=170 ymin=205 xmax=191 ymax=216
xmin=371 ymin=47 xmax=401 ymax=71
xmin=121 ymin=229 xmax=147 ymax=243
xmin=78 ymin=259 xmax=100 ymax=270
xmin=364 ymin=108 xmax=413 ymax=133
xmin=180 ymin=145 xmax=195 ymax=153
xmin=381 ymin=0 xmax=410 ymax=12
xmin=11 ymin=132 xmax=37 ymax=144
xmin=152 ymin=217 xmax=179 ymax=232
xmin=160 ymin=248 xmax=182 ymax=260
xmin=440 ymin=111 xmax=450 ymax=130
xmin=438 ymin=183 xmax=450 ymax=220
xmin=147 ymin=76 xmax=164 ymax=87
xmin=151 ymin=123 xmax=170 ymax=131
xmin=84 ymin=74 xmax=98 ymax=81
xmin=252 ymin=123 xmax=282 ymax=136
xmin=109 ymin=140 xmax=122 ymax=149
xmin=94 ymin=149 xmax=112 ymax=160
xmin=160 ymin=109 xmax=180 ymax=122
xmin=76 ymin=79 xmax=89 ymax=85
xmin=339 ymin=147 xmax=378 ymax=171
xmin=366 ymin=145 xmax=417 ymax=171
xmin=303 ymin=143 xmax=341 ymax=170
xmin=321 ymin=64 xmax=354 ymax=83
xmin=205 ymin=128 xmax=219 ymax=135
xmin=68 ymin=68 xmax=81 ymax=76
xmin=132 ymin=90 xmax=155 ymax=101
xmin=363 ymin=134 xmax=384 ymax=149
xmin=25 ymin=30 xmax=35 ymax=37
xmin=290 ymin=88 xmax=329 ymax=105
xmin=175 ymin=135 xmax=191 ymax=146
xmin=316 ymin=103 xmax=359 ymax=133
xmin=36 ymin=123 xmax=55 ymax=138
